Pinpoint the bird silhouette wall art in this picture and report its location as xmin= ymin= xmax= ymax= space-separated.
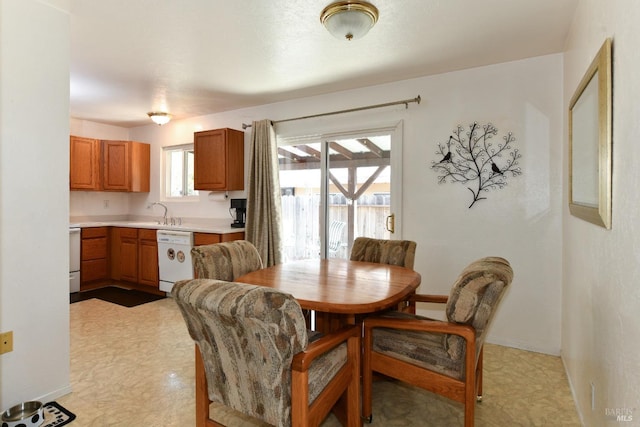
xmin=431 ymin=122 xmax=522 ymax=208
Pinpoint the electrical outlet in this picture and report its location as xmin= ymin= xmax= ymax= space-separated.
xmin=103 ymin=199 xmax=109 ymax=209
xmin=0 ymin=331 xmax=13 ymax=354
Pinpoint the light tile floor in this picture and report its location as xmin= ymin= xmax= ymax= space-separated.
xmin=59 ymin=298 xmax=582 ymax=426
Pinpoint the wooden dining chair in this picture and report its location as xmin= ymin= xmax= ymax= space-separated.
xmin=362 ymin=257 xmax=513 ymax=427
xmin=349 ymin=237 xmax=417 ymax=269
xmin=191 ymin=239 xmax=263 ymax=280
xmin=173 ymin=278 xmax=362 ymax=427
xmin=350 ymin=237 xmax=417 ymax=312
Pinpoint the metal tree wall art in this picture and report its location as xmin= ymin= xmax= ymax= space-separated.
xmin=431 ymin=122 xmax=522 ymax=208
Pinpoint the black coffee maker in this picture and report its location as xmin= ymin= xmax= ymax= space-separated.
xmin=230 ymin=198 xmax=246 ymax=228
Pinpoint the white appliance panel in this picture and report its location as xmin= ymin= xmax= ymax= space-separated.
xmin=70 ymin=271 xmax=80 ymax=293
xmin=69 ymin=227 xmax=81 ymax=272
xmin=157 ymin=230 xmax=194 ymax=293
xmin=69 ymin=227 xmax=81 ymax=293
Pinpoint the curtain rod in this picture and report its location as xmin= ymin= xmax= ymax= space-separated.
xmin=241 ymin=95 xmax=421 ymax=130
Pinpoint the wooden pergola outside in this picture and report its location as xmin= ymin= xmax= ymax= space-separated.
xmin=278 ymin=136 xmax=391 ymax=256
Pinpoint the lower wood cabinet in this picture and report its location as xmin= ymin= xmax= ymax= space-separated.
xmin=82 ymin=227 xmax=244 ymax=291
xmin=119 ymin=228 xmax=139 ymax=283
xmin=193 ymin=231 xmax=245 ymax=246
xmin=111 ymin=227 xmax=159 ymax=288
xmin=138 ymin=229 xmax=159 ymax=287
xmin=81 ymin=227 xmax=109 ymax=285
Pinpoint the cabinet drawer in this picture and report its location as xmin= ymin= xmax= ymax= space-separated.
xmin=193 ymin=233 xmax=221 ymax=246
xmin=82 ymin=259 xmax=108 ymax=282
xmin=119 ymin=227 xmax=138 ymax=239
xmin=82 ymin=237 xmax=107 ymax=260
xmin=82 ymin=227 xmax=108 ymax=238
xmin=193 ymin=232 xmax=245 ymax=246
xmin=138 ymin=228 xmax=157 ymax=241
xmin=221 ymin=232 xmax=245 ymax=242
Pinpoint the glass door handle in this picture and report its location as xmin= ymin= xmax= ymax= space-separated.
xmin=386 ymin=213 xmax=395 ymax=233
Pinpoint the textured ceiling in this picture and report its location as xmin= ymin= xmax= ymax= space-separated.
xmin=70 ymin=0 xmax=579 ymax=127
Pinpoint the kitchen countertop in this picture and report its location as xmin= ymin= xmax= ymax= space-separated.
xmin=69 ymin=220 xmax=244 ymax=234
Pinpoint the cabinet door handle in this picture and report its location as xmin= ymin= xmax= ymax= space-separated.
xmin=385 ymin=213 xmax=395 ymax=234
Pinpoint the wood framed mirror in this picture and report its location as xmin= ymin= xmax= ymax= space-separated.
xmin=569 ymin=38 xmax=612 ymax=229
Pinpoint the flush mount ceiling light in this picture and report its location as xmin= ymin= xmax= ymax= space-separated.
xmin=147 ymin=112 xmax=171 ymax=126
xmin=320 ymin=1 xmax=379 ymax=41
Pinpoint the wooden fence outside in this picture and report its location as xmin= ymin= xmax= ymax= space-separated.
xmin=281 ymin=195 xmax=391 ymax=261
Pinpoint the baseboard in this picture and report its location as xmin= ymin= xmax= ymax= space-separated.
xmin=414 ymin=306 xmax=561 ymax=356
xmin=485 ymin=336 xmax=561 ymax=356
xmin=560 ymin=352 xmax=586 ymax=426
xmin=34 ymin=384 xmax=73 ymax=403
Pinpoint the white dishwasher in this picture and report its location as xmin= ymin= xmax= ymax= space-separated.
xmin=157 ymin=230 xmax=194 ymax=293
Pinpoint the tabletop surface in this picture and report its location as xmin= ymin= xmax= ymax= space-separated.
xmin=236 ymin=258 xmax=422 ymax=314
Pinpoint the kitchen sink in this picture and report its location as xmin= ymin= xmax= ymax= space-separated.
xmin=134 ymin=222 xmax=193 ymax=230
xmin=128 ymin=221 xmax=162 ymax=227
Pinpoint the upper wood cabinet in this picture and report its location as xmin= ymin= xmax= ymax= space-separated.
xmin=102 ymin=140 xmax=150 ymax=192
xmin=70 ymin=136 xmax=101 ymax=190
xmin=194 ymin=128 xmax=244 ymax=191
xmin=69 ymin=136 xmax=150 ymax=192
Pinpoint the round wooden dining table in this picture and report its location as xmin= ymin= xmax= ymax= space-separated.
xmin=236 ymin=258 xmax=422 ymax=333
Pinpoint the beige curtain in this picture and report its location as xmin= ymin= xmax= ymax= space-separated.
xmin=246 ymin=119 xmax=283 ymax=266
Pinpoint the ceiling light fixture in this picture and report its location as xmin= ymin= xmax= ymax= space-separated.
xmin=147 ymin=112 xmax=171 ymax=126
xmin=320 ymin=1 xmax=379 ymax=41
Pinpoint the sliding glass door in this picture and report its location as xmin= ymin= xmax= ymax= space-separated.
xmin=279 ymin=125 xmax=401 ymax=261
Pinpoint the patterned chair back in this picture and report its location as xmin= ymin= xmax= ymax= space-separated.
xmin=173 ymin=279 xmax=308 ymax=427
xmin=444 ymin=257 xmax=514 ymax=360
xmin=191 ymin=240 xmax=263 ymax=281
xmin=350 ymin=237 xmax=417 ymax=269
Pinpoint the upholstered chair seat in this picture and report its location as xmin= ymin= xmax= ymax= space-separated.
xmin=363 ymin=256 xmax=514 ymax=427
xmin=191 ymin=240 xmax=263 ymax=280
xmin=173 ymin=278 xmax=361 ymax=427
xmin=371 ymin=310 xmax=466 ymax=380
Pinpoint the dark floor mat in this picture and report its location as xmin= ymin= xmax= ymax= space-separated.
xmin=43 ymin=401 xmax=76 ymax=426
xmin=70 ymin=286 xmax=166 ymax=307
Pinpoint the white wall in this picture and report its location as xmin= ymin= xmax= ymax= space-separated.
xmin=562 ymin=0 xmax=640 ymax=425
xmin=128 ymin=119 xmax=249 ymax=222
xmin=404 ymin=57 xmax=564 ymax=354
xmin=128 ymin=53 xmax=564 ymax=355
xmin=0 ymin=0 xmax=71 ymax=410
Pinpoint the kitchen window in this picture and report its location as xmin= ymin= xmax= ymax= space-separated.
xmin=163 ymin=144 xmax=198 ymax=199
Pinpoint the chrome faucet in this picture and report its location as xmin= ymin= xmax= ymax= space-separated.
xmin=151 ymin=202 xmax=168 ymax=225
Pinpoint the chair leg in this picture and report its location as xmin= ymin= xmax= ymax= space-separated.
xmin=346 ymin=335 xmax=362 ymax=427
xmin=464 ymin=400 xmax=475 ymax=427
xmin=195 ymin=346 xmax=211 ymax=427
xmin=464 ymin=340 xmax=477 ymax=427
xmin=362 ymin=328 xmax=373 ymax=423
xmin=464 ymin=369 xmax=476 ymax=427
xmin=476 ymin=347 xmax=483 ymax=402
